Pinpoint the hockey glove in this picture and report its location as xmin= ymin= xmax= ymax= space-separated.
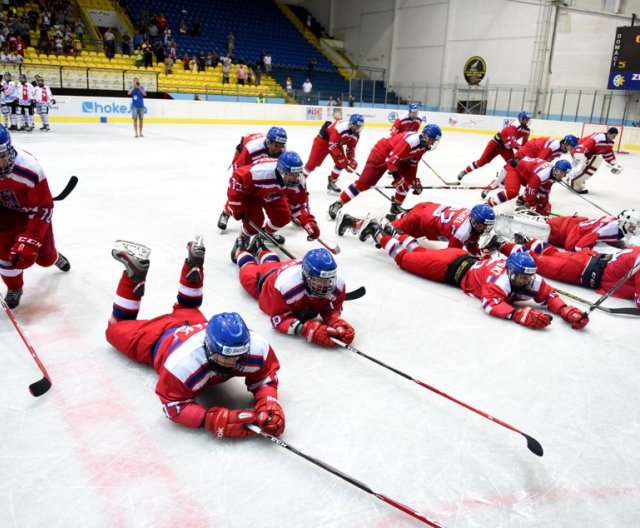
xmin=333 ymin=154 xmax=348 ymax=170
xmin=326 ymin=317 xmax=355 ymax=344
xmin=204 ymin=407 xmax=256 ymax=439
xmin=227 ymin=200 xmax=246 ymax=221
xmin=535 ymin=201 xmax=552 ymax=217
xmin=511 ymin=307 xmax=552 ymax=329
xmin=300 ymin=320 xmax=337 ymax=347
xmin=412 ymin=177 xmax=423 ymax=195
xmin=302 ymin=220 xmax=320 ymax=240
xmin=346 ymin=158 xmax=358 ymax=172
xmin=610 ymin=163 xmax=624 ymax=175
xmin=255 ymin=396 xmax=285 ymax=436
xmin=559 ymin=305 xmax=589 ymax=329
xmin=9 ymin=235 xmax=42 ymax=269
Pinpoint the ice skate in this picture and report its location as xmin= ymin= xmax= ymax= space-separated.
xmin=358 ymin=215 xmax=381 ymax=243
xmin=327 ymin=176 xmax=341 ymax=194
xmin=4 ymin=288 xmax=23 ymax=309
xmin=54 ymin=252 xmax=71 ymax=272
xmin=457 ymin=170 xmax=467 ymax=182
xmin=264 ymin=233 xmax=285 ymax=245
xmin=479 ymin=233 xmax=505 ymax=255
xmin=231 ymin=235 xmax=249 ymax=264
xmin=111 ymin=240 xmax=151 ymax=289
xmin=186 ymin=235 xmax=205 ymax=284
xmin=385 ymin=201 xmax=404 ymax=222
xmin=40 ymin=124 xmax=50 ymax=131
xmin=247 ymin=235 xmax=268 ymax=257
xmin=335 ymin=210 xmax=358 ymax=236
xmin=328 ymin=200 xmax=343 ymax=220
xmin=217 ymin=211 xmax=229 ymax=230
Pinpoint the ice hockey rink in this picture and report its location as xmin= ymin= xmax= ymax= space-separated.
xmin=2 ymin=120 xmax=640 ymax=528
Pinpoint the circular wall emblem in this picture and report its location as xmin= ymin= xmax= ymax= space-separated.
xmin=388 ymin=111 xmax=398 ymax=122
xmin=463 ymin=56 xmax=486 ymax=86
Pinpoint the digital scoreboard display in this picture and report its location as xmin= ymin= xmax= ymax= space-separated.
xmin=608 ymin=26 xmax=640 ymax=90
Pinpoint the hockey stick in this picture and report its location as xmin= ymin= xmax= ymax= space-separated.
xmin=376 ymin=184 xmax=489 ymax=191
xmin=554 ymin=287 xmax=640 ymax=316
xmin=290 ymin=215 xmax=341 ymax=255
xmin=243 ymin=217 xmax=365 ymax=301
xmin=421 ymin=159 xmax=459 ymax=186
xmin=53 ymin=175 xmax=78 ymax=201
xmin=558 ymin=180 xmax=611 ymax=216
xmin=246 ymin=424 xmax=445 ymax=527
xmin=331 ymin=338 xmax=543 ymax=457
xmin=0 ymin=295 xmax=52 ymax=396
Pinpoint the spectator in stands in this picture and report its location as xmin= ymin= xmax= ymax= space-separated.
xmin=327 ymin=96 xmax=336 ymax=107
xmin=163 ymin=27 xmax=172 ymax=46
xmin=147 ymin=22 xmax=158 ymax=40
xmin=64 ymin=34 xmax=75 ymax=56
xmin=133 ymin=29 xmax=143 ymax=50
xmin=285 ymin=76 xmax=293 ymax=96
xmin=247 ymin=66 xmax=254 ymax=85
xmin=74 ymin=20 xmax=85 ymax=43
xmin=179 ymin=17 xmax=187 ymax=35
xmin=168 ymin=41 xmax=177 ymax=62
xmin=154 ymin=41 xmax=165 ymax=65
xmin=104 ymin=27 xmax=115 ymax=59
xmin=28 ymin=8 xmax=39 ymax=31
xmin=181 ymin=52 xmax=189 ymax=71
xmin=210 ymin=48 xmax=219 ymax=68
xmin=164 ymin=55 xmax=173 ymax=75
xmin=191 ymin=17 xmax=201 ymax=37
xmin=263 ymin=51 xmax=272 ymax=73
xmin=19 ymin=18 xmax=30 ymax=47
xmin=54 ymin=34 xmax=63 ymax=55
xmin=302 ymin=78 xmax=312 ymax=95
xmin=39 ymin=33 xmax=51 ymax=56
xmin=254 ymin=59 xmax=263 ymax=86
xmin=236 ymin=63 xmax=247 ymax=85
xmin=0 ymin=49 xmax=10 ymax=65
xmin=335 ymin=96 xmax=342 ymax=107
xmin=189 ymin=55 xmax=197 ymax=73
xmin=143 ymin=45 xmax=153 ymax=68
xmin=122 ymin=31 xmax=131 ymax=55
xmin=256 ymin=93 xmax=265 ymax=103
xmin=157 ymin=13 xmax=168 ymax=32
xmin=221 ymin=53 xmax=232 ymax=84
xmin=197 ymin=50 xmax=206 ymax=72
xmin=13 ymin=35 xmax=24 ymax=58
xmin=349 ymin=94 xmax=355 ymax=107
xmin=227 ymin=32 xmax=235 ymax=54
xmin=306 ymin=57 xmax=316 ymax=80
xmin=135 ymin=47 xmax=143 ymax=68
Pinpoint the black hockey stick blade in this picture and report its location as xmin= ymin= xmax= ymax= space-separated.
xmin=601 ymin=306 xmax=640 ymax=315
xmin=29 ymin=376 xmax=52 ymax=397
xmin=53 ymin=176 xmax=78 ymax=201
xmin=345 ymin=286 xmax=366 ymax=301
xmin=522 ymin=433 xmax=544 ymax=457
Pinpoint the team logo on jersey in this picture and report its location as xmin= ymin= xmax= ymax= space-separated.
xmin=388 ymin=111 xmax=398 ymax=122
xmin=612 ymin=74 xmax=625 ymax=87
xmin=463 ymin=56 xmax=487 ymax=86
xmin=0 ymin=189 xmax=19 ymax=210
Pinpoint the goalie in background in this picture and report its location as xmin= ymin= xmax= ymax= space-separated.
xmin=33 ymin=77 xmax=55 ymax=131
xmin=568 ymin=127 xmax=622 ymax=194
xmin=106 ymin=237 xmax=285 ymax=440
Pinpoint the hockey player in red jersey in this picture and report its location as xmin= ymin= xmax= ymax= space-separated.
xmin=457 ymin=111 xmax=531 ymax=181
xmin=235 ymin=241 xmax=355 ymax=348
xmin=0 ymin=124 xmax=70 ymax=308
xmin=546 ymin=209 xmax=639 ymax=251
xmin=481 ymin=134 xmax=578 ymax=198
xmin=569 ymin=127 xmax=622 ymax=193
xmin=226 ymin=151 xmax=320 ymax=262
xmin=498 ymin=238 xmax=640 ymax=308
xmin=217 ymin=126 xmax=287 ymax=230
xmin=336 ymin=202 xmax=495 ymax=257
xmin=303 ymin=114 xmax=364 ymax=193
xmin=327 ymin=124 xmax=442 ymax=222
xmin=485 ymin=158 xmax=572 ymax=216
xmin=106 ymin=238 xmax=284 ymax=439
xmin=361 ymin=230 xmax=588 ymax=329
xmin=389 ymin=103 xmax=422 ymax=135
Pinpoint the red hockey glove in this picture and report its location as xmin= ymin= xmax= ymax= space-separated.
xmin=227 ymin=200 xmax=246 ymax=221
xmin=303 ymin=220 xmax=320 ymax=240
xmin=9 ymin=235 xmax=42 ymax=269
xmin=333 ymin=154 xmax=348 ymax=170
xmin=559 ymin=305 xmax=589 ymax=329
xmin=255 ymin=396 xmax=285 ymax=436
xmin=326 ymin=317 xmax=355 ymax=344
xmin=412 ymin=177 xmax=423 ymax=195
xmin=346 ymin=158 xmax=358 ymax=173
xmin=300 ymin=320 xmax=337 ymax=347
xmin=512 ymin=307 xmax=552 ymax=329
xmin=535 ymin=202 xmax=552 ymax=216
xmin=204 ymin=407 xmax=256 ymax=439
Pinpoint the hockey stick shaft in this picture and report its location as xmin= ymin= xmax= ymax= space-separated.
xmin=376 ymin=184 xmax=489 ymax=190
xmin=421 ymin=159 xmax=459 ymax=186
xmin=290 ymin=216 xmax=341 ymax=254
xmin=554 ymin=287 xmax=640 ymax=316
xmin=53 ymin=175 xmax=78 ymax=201
xmin=246 ymin=425 xmax=445 ymax=527
xmin=582 ymin=258 xmax=640 ymax=317
xmin=0 ymin=296 xmax=52 ymax=396
xmin=330 ymin=338 xmax=543 ymax=457
xmin=558 ymin=180 xmax=611 ymax=215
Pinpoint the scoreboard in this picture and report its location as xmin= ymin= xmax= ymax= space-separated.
xmin=608 ymin=26 xmax=640 ymax=90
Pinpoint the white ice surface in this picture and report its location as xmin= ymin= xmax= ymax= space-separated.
xmin=1 ymin=122 xmax=639 ymax=528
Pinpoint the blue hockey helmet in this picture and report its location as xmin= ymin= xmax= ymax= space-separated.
xmin=204 ymin=312 xmax=251 ymax=374
xmin=276 ymin=150 xmax=304 ymax=187
xmin=0 ymin=124 xmax=16 ymax=177
xmin=302 ymin=248 xmax=337 ymax=297
xmin=506 ymin=251 xmax=537 ymax=290
xmin=561 ymin=134 xmax=578 ymax=149
xmin=469 ymin=203 xmax=495 ymax=233
xmin=408 ymin=103 xmax=419 ymax=117
xmin=421 ymin=123 xmax=442 ymax=150
xmin=517 ymin=111 xmax=531 ymax=123
xmin=552 ymin=159 xmax=572 ymax=180
xmin=349 ymin=113 xmax=364 ymax=133
xmin=266 ymin=126 xmax=287 ymax=146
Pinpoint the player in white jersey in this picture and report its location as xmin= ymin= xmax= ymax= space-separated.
xmin=2 ymin=72 xmax=18 ymax=130
xmin=16 ymin=74 xmax=34 ymax=131
xmin=32 ymin=77 xmax=55 ymax=131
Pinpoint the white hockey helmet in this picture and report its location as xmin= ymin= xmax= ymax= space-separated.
xmin=617 ymin=209 xmax=640 ymax=239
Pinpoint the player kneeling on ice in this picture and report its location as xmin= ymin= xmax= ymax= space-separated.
xmin=0 ymin=124 xmax=70 ymax=309
xmin=106 ymin=237 xmax=284 ymax=439
xmin=234 ymin=239 xmax=355 ymax=347
xmin=360 ymin=228 xmax=588 ymax=330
